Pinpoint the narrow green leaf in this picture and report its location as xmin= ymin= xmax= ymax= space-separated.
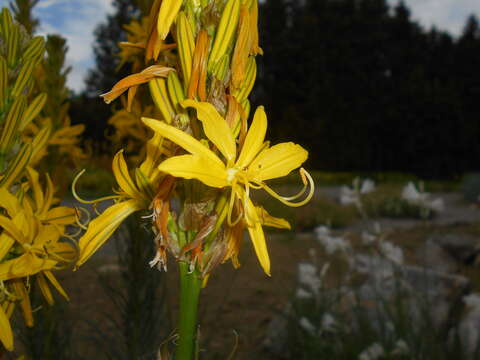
xmin=0 ymin=143 xmax=32 ymax=189
xmin=12 ymin=59 xmax=36 ymax=97
xmin=0 ymin=95 xmax=26 ymax=153
xmin=20 ymin=92 xmax=47 ymax=130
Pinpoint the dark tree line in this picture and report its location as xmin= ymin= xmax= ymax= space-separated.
xmin=72 ymin=0 xmax=480 ymax=178
xmin=256 ymin=0 xmax=480 ymax=178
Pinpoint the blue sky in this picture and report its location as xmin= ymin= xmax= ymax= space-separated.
xmin=0 ymin=0 xmax=479 ymax=93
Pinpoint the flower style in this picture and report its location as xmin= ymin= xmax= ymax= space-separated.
xmin=143 ymin=100 xmax=314 ymax=275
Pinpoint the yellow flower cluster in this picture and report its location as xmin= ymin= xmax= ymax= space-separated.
xmin=0 ymin=9 xmax=79 ymax=351
xmin=76 ymin=0 xmax=313 ymax=279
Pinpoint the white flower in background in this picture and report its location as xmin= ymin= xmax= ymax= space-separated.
xmin=358 ymin=343 xmax=385 ymax=360
xmin=315 ymin=226 xmax=350 ymax=255
xmin=463 ymin=293 xmax=480 ymax=313
xmin=402 ymin=182 xmax=424 ymax=203
xmin=353 ymin=255 xmax=395 ymax=280
xmin=339 ymin=178 xmax=375 ymax=205
xmin=401 ymin=182 xmax=445 ymax=213
xmin=362 ymin=222 xmax=382 ymax=245
xmin=319 ymin=236 xmax=350 ymax=255
xmin=295 ymin=288 xmax=313 ymax=299
xmin=362 ymin=231 xmax=377 ymax=245
xmin=298 ymin=262 xmax=321 ymax=294
xmin=379 ymin=241 xmax=404 ymax=265
xmin=459 ymin=294 xmax=480 ymax=357
xmin=340 ymin=185 xmax=359 ymax=205
xmin=360 ymin=178 xmax=376 ymax=194
xmin=299 ymin=317 xmax=316 ymax=335
xmin=429 ymin=198 xmax=445 ymax=212
xmin=321 ymin=313 xmax=337 ymax=332
xmin=391 ymin=339 xmax=409 ymax=356
xmin=314 ymin=225 xmax=330 ymax=237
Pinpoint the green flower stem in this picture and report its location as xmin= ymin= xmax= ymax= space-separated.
xmin=176 ymin=262 xmax=202 ymax=360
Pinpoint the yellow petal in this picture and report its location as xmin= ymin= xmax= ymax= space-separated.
xmin=243 ymin=194 xmax=270 ymax=275
xmin=43 ymin=206 xmax=76 ymax=225
xmin=12 ymin=280 xmax=33 ymax=327
xmin=0 ymin=232 xmax=15 ymax=261
xmin=157 ymin=0 xmax=183 ymax=40
xmin=236 ymin=106 xmax=267 ymax=168
xmin=256 ymin=206 xmax=291 ymax=229
xmin=51 ymin=124 xmax=85 ymax=138
xmin=158 ymin=154 xmax=228 ymax=188
xmin=0 ymin=188 xmax=21 ymax=216
xmin=26 ymin=167 xmax=44 ymax=212
xmin=142 ymin=117 xmax=224 ymax=168
xmin=181 ymin=100 xmax=236 ymax=162
xmin=0 ymin=215 xmax=26 ymax=244
xmin=50 ymin=242 xmax=77 ymax=263
xmin=37 ymin=273 xmax=54 ymax=305
xmin=112 ymin=150 xmax=145 ymax=202
xmin=44 ymin=270 xmax=69 ymax=301
xmin=140 ymin=132 xmax=165 ymax=180
xmin=0 ymin=253 xmax=57 ymax=281
xmin=77 ymin=199 xmax=143 ymax=266
xmin=41 ymin=174 xmax=55 ymax=215
xmin=0 ymin=304 xmax=13 ymax=351
xmin=248 ymin=142 xmax=308 ymax=182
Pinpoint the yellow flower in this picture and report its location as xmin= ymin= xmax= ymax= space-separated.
xmin=0 ymin=171 xmax=77 ymax=350
xmin=74 ymin=134 xmax=173 ymax=267
xmin=142 ymin=100 xmax=314 ymax=275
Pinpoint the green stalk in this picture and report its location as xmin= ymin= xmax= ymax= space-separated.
xmin=175 ymin=262 xmax=202 ymax=360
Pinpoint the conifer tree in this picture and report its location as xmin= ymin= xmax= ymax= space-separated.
xmin=85 ymin=0 xmax=141 ymax=96
xmin=9 ymin=0 xmax=38 ymax=34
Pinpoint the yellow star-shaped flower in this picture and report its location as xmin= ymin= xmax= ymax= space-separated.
xmin=143 ymin=100 xmax=314 ymax=275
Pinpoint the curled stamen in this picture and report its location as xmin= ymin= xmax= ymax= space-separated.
xmin=73 ymin=206 xmax=90 ymax=231
xmin=72 ymin=169 xmax=121 ymax=204
xmin=248 ymin=182 xmax=262 ymax=190
xmin=260 ymin=168 xmax=314 ymax=207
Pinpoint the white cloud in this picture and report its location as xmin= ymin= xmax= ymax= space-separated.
xmin=388 ymin=0 xmax=480 ymax=36
xmin=36 ymin=0 xmax=67 ymax=9
xmin=34 ymin=0 xmax=114 ymax=92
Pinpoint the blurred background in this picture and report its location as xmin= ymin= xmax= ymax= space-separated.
xmin=2 ymin=0 xmax=480 ymax=359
